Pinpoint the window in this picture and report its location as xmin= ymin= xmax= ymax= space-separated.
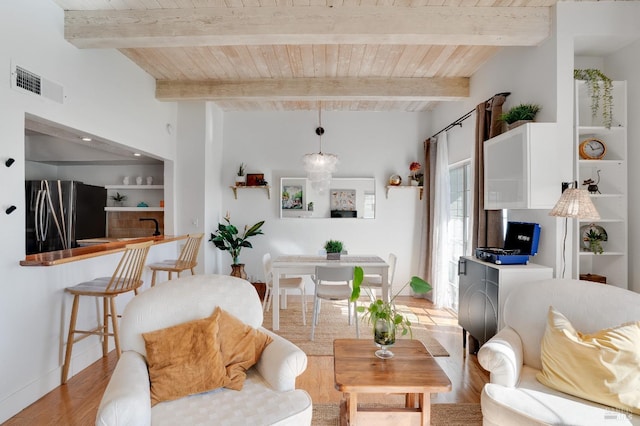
xmin=448 ymin=162 xmax=471 ymax=312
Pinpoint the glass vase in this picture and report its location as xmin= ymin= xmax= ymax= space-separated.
xmin=374 ymin=318 xmax=396 ymax=359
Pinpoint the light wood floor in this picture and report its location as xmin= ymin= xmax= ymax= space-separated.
xmin=4 ymin=297 xmax=488 ymax=425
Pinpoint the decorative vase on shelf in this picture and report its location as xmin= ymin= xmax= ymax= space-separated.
xmin=123 ymin=176 xmax=130 ymax=185
xmin=388 ymin=175 xmax=402 ymax=186
xmin=374 ymin=318 xmax=396 ymax=359
xmin=235 ymin=175 xmax=246 ymax=187
xmin=146 ymin=176 xmax=153 ymax=185
xmin=136 ymin=176 xmax=143 ymax=185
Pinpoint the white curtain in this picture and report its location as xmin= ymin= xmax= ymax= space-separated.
xmin=432 ymin=132 xmax=452 ymax=308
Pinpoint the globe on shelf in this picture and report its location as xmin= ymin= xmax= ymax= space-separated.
xmin=388 ymin=175 xmax=402 ymax=186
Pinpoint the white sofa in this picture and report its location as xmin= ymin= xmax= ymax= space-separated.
xmin=96 ymin=274 xmax=313 ymax=426
xmin=478 ymin=278 xmax=640 ymax=426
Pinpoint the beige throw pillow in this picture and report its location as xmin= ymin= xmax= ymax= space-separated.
xmin=215 ymin=307 xmax=273 ymax=390
xmin=143 ymin=311 xmax=229 ymax=406
xmin=537 ymin=306 xmax=640 ymax=415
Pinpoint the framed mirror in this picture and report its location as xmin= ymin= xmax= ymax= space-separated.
xmin=280 ymin=177 xmax=375 ymax=219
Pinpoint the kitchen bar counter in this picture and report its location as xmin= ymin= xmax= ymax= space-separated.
xmin=20 ymin=235 xmax=188 ymax=267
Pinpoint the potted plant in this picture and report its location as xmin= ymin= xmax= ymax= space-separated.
xmin=235 ymin=163 xmax=246 ymax=186
xmin=409 ymin=162 xmax=421 ymax=186
xmin=209 ymin=213 xmax=265 ymax=279
xmin=574 ymin=69 xmax=613 ymax=129
xmin=350 ymin=267 xmax=432 ymax=358
xmin=110 ymin=192 xmax=127 ymax=207
xmin=581 ymin=224 xmax=608 ymax=254
xmin=499 ymin=104 xmax=541 ymax=130
xmin=324 ymin=240 xmax=343 ymax=260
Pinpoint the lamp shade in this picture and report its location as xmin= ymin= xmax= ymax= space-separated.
xmin=303 ymin=152 xmax=338 ymax=194
xmin=549 ymin=188 xmax=600 ymax=220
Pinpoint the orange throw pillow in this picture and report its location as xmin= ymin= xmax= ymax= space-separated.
xmin=143 ymin=311 xmax=229 ymax=406
xmin=215 ymin=307 xmax=273 ymax=390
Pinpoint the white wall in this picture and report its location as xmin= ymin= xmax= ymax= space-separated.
xmin=607 ymin=39 xmax=640 ymax=292
xmin=0 ymin=1 xmax=178 ymax=421
xmin=220 ymin=111 xmax=430 ymax=292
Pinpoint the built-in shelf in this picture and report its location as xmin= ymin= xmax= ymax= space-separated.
xmin=105 ymin=185 xmax=164 ymax=190
xmin=385 ymin=185 xmax=423 ymax=200
xmin=104 ymin=207 xmax=164 ymax=212
xmin=574 ymin=79 xmax=628 ymax=288
xmin=578 ymin=251 xmax=625 ymax=257
xmin=230 ymin=185 xmax=271 ymax=199
xmin=105 ymin=185 xmax=164 ymax=211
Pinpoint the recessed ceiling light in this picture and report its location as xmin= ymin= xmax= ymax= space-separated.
xmin=81 ymin=137 xmax=92 ymax=142
xmin=133 ymin=153 xmax=141 ymax=157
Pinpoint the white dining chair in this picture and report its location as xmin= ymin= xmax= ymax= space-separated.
xmin=262 ymin=253 xmax=306 ymax=325
xmin=310 ymin=266 xmax=359 ymax=341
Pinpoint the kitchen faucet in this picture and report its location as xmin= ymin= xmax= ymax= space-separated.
xmin=139 ymin=218 xmax=161 ymax=236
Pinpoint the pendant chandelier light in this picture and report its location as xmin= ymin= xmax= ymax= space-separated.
xmin=302 ymin=102 xmax=338 ymax=194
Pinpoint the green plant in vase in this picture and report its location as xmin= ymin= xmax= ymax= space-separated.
xmin=110 ymin=192 xmax=127 ymax=206
xmin=209 ymin=213 xmax=264 ymax=278
xmin=235 ymin=163 xmax=247 ymax=186
xmin=350 ymin=267 xmax=431 ymax=358
xmin=585 ymin=229 xmax=605 ymax=254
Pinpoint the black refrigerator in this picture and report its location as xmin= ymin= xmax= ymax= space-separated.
xmin=25 ymin=180 xmax=107 ymax=255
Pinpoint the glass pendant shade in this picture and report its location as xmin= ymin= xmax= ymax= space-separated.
xmin=303 ymin=105 xmax=338 ymax=193
xmin=303 ymin=152 xmax=338 ymax=194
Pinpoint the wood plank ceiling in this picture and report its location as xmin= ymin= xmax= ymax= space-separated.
xmin=53 ymin=0 xmax=557 ymax=112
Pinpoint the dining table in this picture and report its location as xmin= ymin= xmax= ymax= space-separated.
xmin=270 ymin=254 xmax=389 ymax=330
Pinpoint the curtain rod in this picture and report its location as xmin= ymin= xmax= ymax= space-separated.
xmin=429 ymin=92 xmax=511 ymax=140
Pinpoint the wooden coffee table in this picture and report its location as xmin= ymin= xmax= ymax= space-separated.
xmin=333 ymin=338 xmax=452 ymax=426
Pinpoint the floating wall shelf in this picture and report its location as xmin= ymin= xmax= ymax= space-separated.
xmin=230 ymin=185 xmax=271 ymax=199
xmin=385 ymin=185 xmax=423 ymax=200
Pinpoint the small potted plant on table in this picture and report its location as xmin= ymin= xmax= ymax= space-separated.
xmin=324 ymin=240 xmax=343 ymax=260
xmin=351 ymin=267 xmax=431 ymax=359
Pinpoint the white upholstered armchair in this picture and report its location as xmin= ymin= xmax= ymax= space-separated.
xmin=478 ymin=278 xmax=640 ymax=425
xmin=96 ymin=274 xmax=312 ymax=426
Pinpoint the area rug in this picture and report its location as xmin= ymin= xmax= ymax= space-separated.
xmin=262 ymin=299 xmax=449 ymax=357
xmin=311 ymin=402 xmax=482 ymax=426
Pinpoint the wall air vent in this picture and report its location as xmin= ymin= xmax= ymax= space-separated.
xmin=16 ymin=66 xmax=41 ymax=95
xmin=11 ymin=63 xmax=64 ymax=104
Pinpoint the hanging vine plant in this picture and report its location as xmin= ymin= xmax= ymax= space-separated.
xmin=574 ymin=69 xmax=613 ymax=129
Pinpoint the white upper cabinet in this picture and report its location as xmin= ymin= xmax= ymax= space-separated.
xmin=484 ymin=123 xmax=560 ymax=210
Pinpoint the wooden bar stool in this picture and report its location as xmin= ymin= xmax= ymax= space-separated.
xmin=61 ymin=241 xmax=152 ymax=384
xmin=148 ymin=233 xmax=204 ymax=287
